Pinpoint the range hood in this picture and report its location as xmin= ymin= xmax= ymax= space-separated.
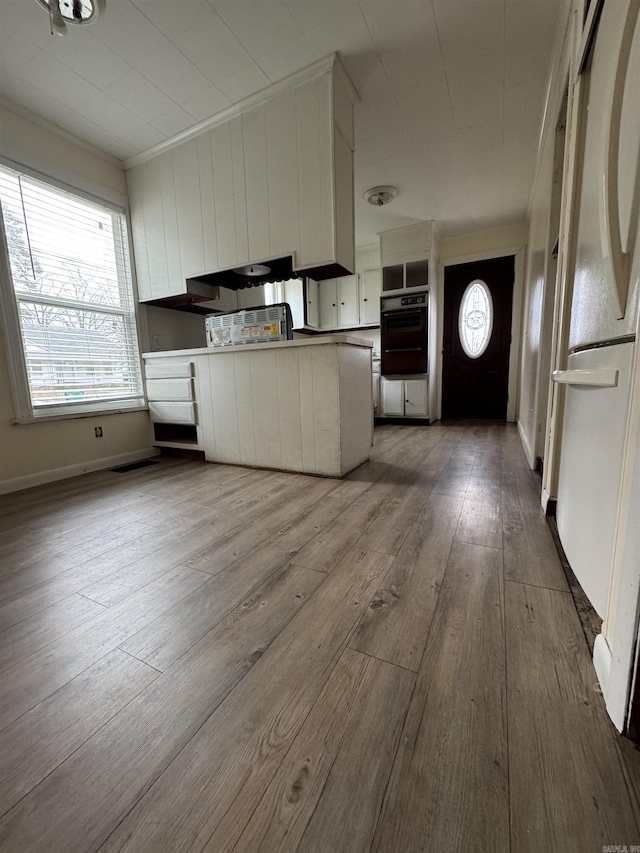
xmin=144 ymin=255 xmax=353 ymax=313
xmin=191 ymin=255 xmax=297 ymax=291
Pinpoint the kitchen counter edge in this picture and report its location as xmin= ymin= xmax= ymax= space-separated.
xmin=142 ymin=334 xmax=374 ymax=359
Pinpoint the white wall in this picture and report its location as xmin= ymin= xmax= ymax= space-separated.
xmin=146 ymin=306 xmax=206 ymax=351
xmin=0 ymin=105 xmax=154 ymax=489
xmin=439 ymin=223 xmax=528 ymax=262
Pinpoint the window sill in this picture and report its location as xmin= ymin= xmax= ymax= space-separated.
xmin=13 ymin=405 xmax=149 ymax=425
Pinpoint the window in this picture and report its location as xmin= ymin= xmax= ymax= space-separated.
xmin=459 ymin=279 xmax=493 ymax=359
xmin=0 ymin=164 xmax=144 ymax=418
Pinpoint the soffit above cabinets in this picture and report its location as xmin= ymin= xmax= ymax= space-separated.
xmin=0 ymin=0 xmax=561 ymax=243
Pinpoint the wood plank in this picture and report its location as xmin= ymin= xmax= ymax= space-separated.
xmin=350 ymin=493 xmax=462 ymax=671
xmin=502 ymin=473 xmax=569 ymax=591
xmin=120 ymin=495 xmax=350 ymax=670
xmin=371 ymin=541 xmax=509 ymax=852
xmin=0 ymin=648 xmax=158 ymax=817
xmin=355 ymin=467 xmax=439 ymax=556
xmin=0 ymin=565 xmax=209 ymax=730
xmin=0 ymin=593 xmax=105 ymax=674
xmin=455 ymin=489 xmax=503 ymax=551
xmin=184 ymin=476 xmax=340 ymax=576
xmin=293 ymin=491 xmax=389 ymax=573
xmin=0 ymin=519 xmax=216 ymax=630
xmin=228 ymin=648 xmax=414 ymax=853
xmin=506 ymin=580 xmax=639 ymax=850
xmin=96 ymin=549 xmax=392 ymax=853
xmin=0 ymin=564 xmax=324 ymax=853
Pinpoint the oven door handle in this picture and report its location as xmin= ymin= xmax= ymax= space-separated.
xmin=383 ymin=347 xmax=424 ymax=353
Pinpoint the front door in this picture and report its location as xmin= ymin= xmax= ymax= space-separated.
xmin=442 ymin=255 xmax=514 ymax=419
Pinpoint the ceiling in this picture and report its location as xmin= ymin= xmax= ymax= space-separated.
xmin=0 ymin=0 xmax=561 ymax=245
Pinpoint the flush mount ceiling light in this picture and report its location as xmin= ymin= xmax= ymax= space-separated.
xmin=233 ymin=264 xmax=271 ymax=277
xmin=364 ymin=186 xmax=398 ymax=207
xmin=35 ymin=0 xmax=105 ymax=36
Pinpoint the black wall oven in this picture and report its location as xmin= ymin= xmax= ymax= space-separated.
xmin=381 ymin=291 xmax=428 ymax=375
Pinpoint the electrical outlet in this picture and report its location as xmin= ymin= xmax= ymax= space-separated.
xmin=94 ymin=427 xmax=103 ymax=438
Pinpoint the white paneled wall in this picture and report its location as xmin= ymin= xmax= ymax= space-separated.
xmin=191 ymin=339 xmax=372 ymax=476
xmin=127 ymin=62 xmax=355 ymax=303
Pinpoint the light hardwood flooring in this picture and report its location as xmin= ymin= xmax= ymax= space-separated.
xmin=0 ymin=422 xmax=638 ymax=851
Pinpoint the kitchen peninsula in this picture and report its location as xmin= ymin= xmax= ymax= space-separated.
xmin=143 ymin=335 xmax=373 ymax=478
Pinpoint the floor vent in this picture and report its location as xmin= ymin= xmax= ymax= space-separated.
xmin=110 ymin=459 xmax=160 ymax=474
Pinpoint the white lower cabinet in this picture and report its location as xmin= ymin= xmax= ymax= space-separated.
xmin=381 ymin=378 xmax=404 ymax=416
xmin=380 ymin=377 xmax=428 ymax=418
xmin=404 ymin=379 xmax=428 ymax=416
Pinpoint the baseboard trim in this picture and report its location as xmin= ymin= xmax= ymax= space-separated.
xmin=516 ymin=419 xmax=535 ymax=469
xmin=0 ymin=447 xmax=161 ymax=495
xmin=594 ymin=633 xmax=619 ymax=724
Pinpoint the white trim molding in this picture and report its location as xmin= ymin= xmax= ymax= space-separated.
xmin=124 ymin=53 xmax=360 ymax=170
xmin=0 ymin=447 xmax=160 ymax=496
xmin=593 ymin=633 xmax=618 ymax=725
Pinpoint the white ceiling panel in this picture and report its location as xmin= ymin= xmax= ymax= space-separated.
xmin=0 ymin=0 xmax=563 ymax=245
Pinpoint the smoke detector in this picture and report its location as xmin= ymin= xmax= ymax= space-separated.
xmin=364 ymin=186 xmax=398 ymax=207
xmin=35 ymin=0 xmax=105 ymax=36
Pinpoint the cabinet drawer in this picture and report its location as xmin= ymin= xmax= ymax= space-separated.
xmin=149 ymin=401 xmax=197 ymax=424
xmin=144 ymin=360 xmax=193 ymax=379
xmin=146 ymin=377 xmax=194 ymax=401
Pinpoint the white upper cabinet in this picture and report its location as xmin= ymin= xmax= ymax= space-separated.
xmin=305 ymin=278 xmax=319 ymax=328
xmin=359 ymin=270 xmax=381 ymax=326
xmin=337 ymin=274 xmax=359 ymax=327
xmin=315 ymin=269 xmax=381 ymax=331
xmin=319 ymin=279 xmax=338 ymax=329
xmin=126 ymin=57 xmax=356 ymax=305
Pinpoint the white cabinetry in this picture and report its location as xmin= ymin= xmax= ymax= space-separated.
xmin=319 ymin=279 xmax=338 ymax=329
xmin=380 ymin=377 xmax=428 ymax=419
xmin=305 ymin=278 xmax=319 ymax=328
xmin=337 ymin=275 xmax=359 ymax=327
xmin=359 ymin=269 xmax=381 ymax=326
xmin=144 ymin=356 xmax=202 ymax=449
xmin=127 ymin=58 xmax=356 ymax=306
xmin=316 ymin=271 xmax=380 ymax=331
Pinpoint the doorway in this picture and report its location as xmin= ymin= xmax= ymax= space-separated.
xmin=442 ymin=255 xmax=514 ymax=419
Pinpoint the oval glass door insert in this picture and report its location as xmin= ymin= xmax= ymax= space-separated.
xmin=459 ymin=279 xmax=493 ymax=358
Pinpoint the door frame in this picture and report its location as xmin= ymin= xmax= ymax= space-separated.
xmin=439 ymin=246 xmax=525 ymax=422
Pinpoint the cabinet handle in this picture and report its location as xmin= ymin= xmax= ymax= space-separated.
xmin=341 ymin=302 xmax=345 ymax=305
xmin=364 ymin=298 xmax=368 ymax=302
xmin=332 ymin=303 xmax=336 ymax=307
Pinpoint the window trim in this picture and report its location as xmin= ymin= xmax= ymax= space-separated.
xmin=0 ymin=159 xmax=146 ymax=421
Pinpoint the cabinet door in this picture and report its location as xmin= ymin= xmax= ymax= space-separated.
xmin=283 ymin=279 xmax=304 ymax=329
xmin=359 ymin=269 xmax=381 ymax=325
xmin=405 ymin=379 xmax=428 ymax=417
xmin=337 ymin=274 xmax=359 ymax=328
xmin=305 ymin=278 xmax=319 ymax=328
xmin=319 ymin=279 xmax=338 ymax=329
xmin=381 ymin=378 xmax=404 ymax=416
xmin=173 ymin=140 xmax=205 ymax=280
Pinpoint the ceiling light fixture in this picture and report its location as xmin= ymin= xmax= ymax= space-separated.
xmin=35 ymin=0 xmax=105 ymax=36
xmin=364 ymin=186 xmax=398 ymax=207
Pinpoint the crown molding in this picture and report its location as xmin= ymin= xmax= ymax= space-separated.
xmin=124 ymin=53 xmax=357 ymax=171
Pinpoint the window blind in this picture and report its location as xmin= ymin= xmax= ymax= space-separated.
xmin=0 ymin=165 xmax=143 ymax=412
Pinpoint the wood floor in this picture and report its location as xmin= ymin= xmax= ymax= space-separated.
xmin=0 ymin=422 xmax=638 ymax=852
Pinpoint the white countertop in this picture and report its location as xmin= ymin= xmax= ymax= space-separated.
xmin=142 ymin=334 xmax=374 ymax=359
